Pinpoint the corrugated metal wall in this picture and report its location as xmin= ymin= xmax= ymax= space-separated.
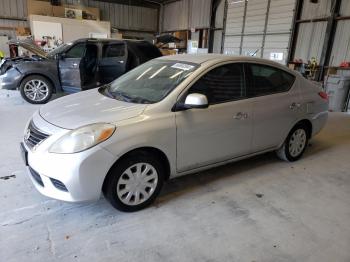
xmin=328 ymin=0 xmax=350 ymax=66
xmin=162 ymin=0 xmax=211 ymax=32
xmin=0 ymin=0 xmax=158 ymax=36
xmin=223 ymin=0 xmax=296 ymax=64
xmin=294 ymin=21 xmax=327 ymax=63
xmin=0 ymin=0 xmax=28 ymax=39
xmin=293 ymin=0 xmax=332 ymax=63
xmin=223 ymin=0 xmax=245 ymax=55
xmin=81 ymin=0 xmax=158 ymax=31
xmin=300 ymin=0 xmax=332 ymax=19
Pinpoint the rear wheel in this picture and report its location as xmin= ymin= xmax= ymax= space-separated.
xmin=103 ymin=152 xmax=164 ymax=212
xmin=20 ymin=75 xmax=53 ymax=104
xmin=277 ymin=124 xmax=309 ymax=162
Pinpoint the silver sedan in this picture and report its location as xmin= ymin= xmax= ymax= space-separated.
xmin=21 ymin=54 xmax=328 ymax=211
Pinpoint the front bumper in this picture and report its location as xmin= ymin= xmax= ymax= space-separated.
xmin=23 ymin=113 xmax=117 ymax=202
xmin=0 ymin=68 xmax=22 ymax=90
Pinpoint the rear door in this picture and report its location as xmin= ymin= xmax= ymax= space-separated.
xmin=58 ymin=43 xmax=86 ymax=93
xmin=245 ymin=63 xmax=300 ymax=152
xmin=99 ymin=42 xmax=127 ymax=84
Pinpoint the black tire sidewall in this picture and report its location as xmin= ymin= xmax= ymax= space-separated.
xmin=284 ymin=125 xmax=309 ymax=162
xmin=20 ymin=75 xmax=53 ymax=104
xmin=104 ymin=153 xmax=165 ymax=212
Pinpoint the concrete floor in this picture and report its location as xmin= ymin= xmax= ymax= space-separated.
xmin=1 ymin=90 xmax=350 ymax=262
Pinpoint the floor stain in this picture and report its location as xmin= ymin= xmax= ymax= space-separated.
xmin=0 ymin=175 xmax=16 ymax=180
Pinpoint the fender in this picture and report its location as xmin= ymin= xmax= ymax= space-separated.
xmin=15 ymin=60 xmax=62 ymax=93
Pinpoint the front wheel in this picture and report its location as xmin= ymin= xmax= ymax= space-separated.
xmin=103 ymin=152 xmax=164 ymax=212
xmin=20 ymin=75 xmax=53 ymax=104
xmin=277 ymin=125 xmax=309 ymax=162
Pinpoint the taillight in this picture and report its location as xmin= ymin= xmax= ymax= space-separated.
xmin=318 ymin=91 xmax=328 ymax=101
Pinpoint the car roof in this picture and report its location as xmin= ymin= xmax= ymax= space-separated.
xmin=157 ymin=54 xmax=291 ymax=71
xmin=72 ymin=38 xmax=151 ymax=44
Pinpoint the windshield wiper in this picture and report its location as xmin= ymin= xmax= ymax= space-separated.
xmin=100 ymin=85 xmax=115 ymax=99
xmin=111 ymin=91 xmax=133 ymax=102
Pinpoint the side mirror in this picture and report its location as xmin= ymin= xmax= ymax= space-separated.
xmin=184 ymin=93 xmax=208 ymax=109
xmin=172 ymin=93 xmax=209 ymax=112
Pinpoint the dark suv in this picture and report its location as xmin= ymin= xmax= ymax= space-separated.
xmin=0 ymin=38 xmax=162 ymax=104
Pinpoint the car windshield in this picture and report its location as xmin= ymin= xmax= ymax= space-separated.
xmin=47 ymin=43 xmax=72 ymax=58
xmin=103 ymin=60 xmax=199 ymax=104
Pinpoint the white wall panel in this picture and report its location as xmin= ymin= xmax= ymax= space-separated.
xmin=301 ymin=0 xmax=331 ymax=19
xmin=267 ymin=0 xmax=295 ymax=33
xmin=213 ymin=29 xmax=222 ymax=53
xmin=294 ymin=21 xmax=327 ymax=62
xmin=245 ymin=0 xmax=268 ymax=34
xmin=224 ymin=0 xmax=295 ymax=64
xmin=162 ymin=0 xmax=210 ymax=31
xmin=242 ymin=35 xmax=264 ymax=57
xmin=340 ymin=0 xmax=350 ymax=16
xmin=263 ymin=34 xmax=290 ymax=62
xmin=190 ymin=0 xmax=211 ymax=29
xmin=0 ymin=0 xmax=27 ymax=18
xmin=225 ymin=0 xmax=245 ymax=35
xmin=215 ymin=0 xmax=225 ymax=28
xmin=163 ymin=0 xmax=189 ymax=31
xmin=84 ymin=0 xmax=157 ymax=31
xmin=330 ymin=20 xmax=350 ymax=66
xmin=224 ymin=35 xmax=241 ymax=55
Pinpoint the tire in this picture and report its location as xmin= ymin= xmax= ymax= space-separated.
xmin=276 ymin=124 xmax=309 ymax=162
xmin=20 ymin=75 xmax=53 ymax=104
xmin=103 ymin=151 xmax=165 ymax=212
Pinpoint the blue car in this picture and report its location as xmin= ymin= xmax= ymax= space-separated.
xmin=0 ymin=38 xmax=161 ymax=104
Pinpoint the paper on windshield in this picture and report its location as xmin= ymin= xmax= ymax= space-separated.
xmin=171 ymin=63 xmax=194 ymax=71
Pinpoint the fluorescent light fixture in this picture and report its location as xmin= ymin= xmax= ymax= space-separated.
xmin=169 ymin=71 xmax=183 ymax=79
xmin=149 ymin=66 xmax=166 ymax=79
xmin=136 ymin=67 xmax=152 ymax=80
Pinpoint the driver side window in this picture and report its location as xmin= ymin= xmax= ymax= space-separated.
xmin=188 ymin=63 xmax=245 ymax=105
xmin=65 ymin=43 xmax=86 ymax=58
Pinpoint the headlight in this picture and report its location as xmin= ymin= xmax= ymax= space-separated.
xmin=49 ymin=123 xmax=116 ymax=154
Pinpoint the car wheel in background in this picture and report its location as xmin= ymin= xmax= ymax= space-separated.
xmin=103 ymin=151 xmax=165 ymax=212
xmin=277 ymin=124 xmax=309 ymax=162
xmin=20 ymin=75 xmax=53 ymax=104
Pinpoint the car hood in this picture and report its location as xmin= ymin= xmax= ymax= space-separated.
xmin=9 ymin=40 xmax=47 ymax=59
xmin=39 ymin=88 xmax=147 ymax=129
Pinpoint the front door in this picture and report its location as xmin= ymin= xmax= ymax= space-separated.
xmin=58 ymin=43 xmax=86 ymax=93
xmin=99 ymin=42 xmax=127 ymax=84
xmin=176 ymin=63 xmax=253 ymax=172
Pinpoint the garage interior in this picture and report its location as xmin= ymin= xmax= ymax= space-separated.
xmin=1 ymin=0 xmax=350 ymax=261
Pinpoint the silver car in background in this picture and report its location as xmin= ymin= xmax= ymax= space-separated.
xmin=21 ymin=54 xmax=328 ymax=212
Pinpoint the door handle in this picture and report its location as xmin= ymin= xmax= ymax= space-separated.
xmin=234 ymin=112 xmax=248 ymax=120
xmin=117 ymin=60 xmax=124 ymax=64
xmin=290 ymin=102 xmax=301 ymax=110
xmin=72 ymin=63 xmax=78 ymax=68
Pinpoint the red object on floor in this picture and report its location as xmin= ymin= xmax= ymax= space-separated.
xmin=339 ymin=61 xmax=350 ymax=68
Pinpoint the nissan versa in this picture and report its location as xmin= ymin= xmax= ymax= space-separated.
xmin=21 ymin=54 xmax=328 ymax=212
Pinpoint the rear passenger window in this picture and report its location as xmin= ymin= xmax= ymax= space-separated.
xmin=247 ymin=64 xmax=295 ymax=97
xmin=102 ymin=44 xmax=125 ymax=58
xmin=189 ymin=63 xmax=245 ymax=104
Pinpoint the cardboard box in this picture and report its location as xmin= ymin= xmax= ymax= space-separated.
xmin=16 ymin=27 xmax=31 ymax=36
xmin=27 ymin=0 xmax=100 ymax=20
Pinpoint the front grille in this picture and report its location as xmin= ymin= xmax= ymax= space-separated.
xmin=29 ymin=166 xmax=44 ymax=187
xmin=50 ymin=178 xmax=68 ymax=192
xmin=25 ymin=120 xmax=50 ymax=149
